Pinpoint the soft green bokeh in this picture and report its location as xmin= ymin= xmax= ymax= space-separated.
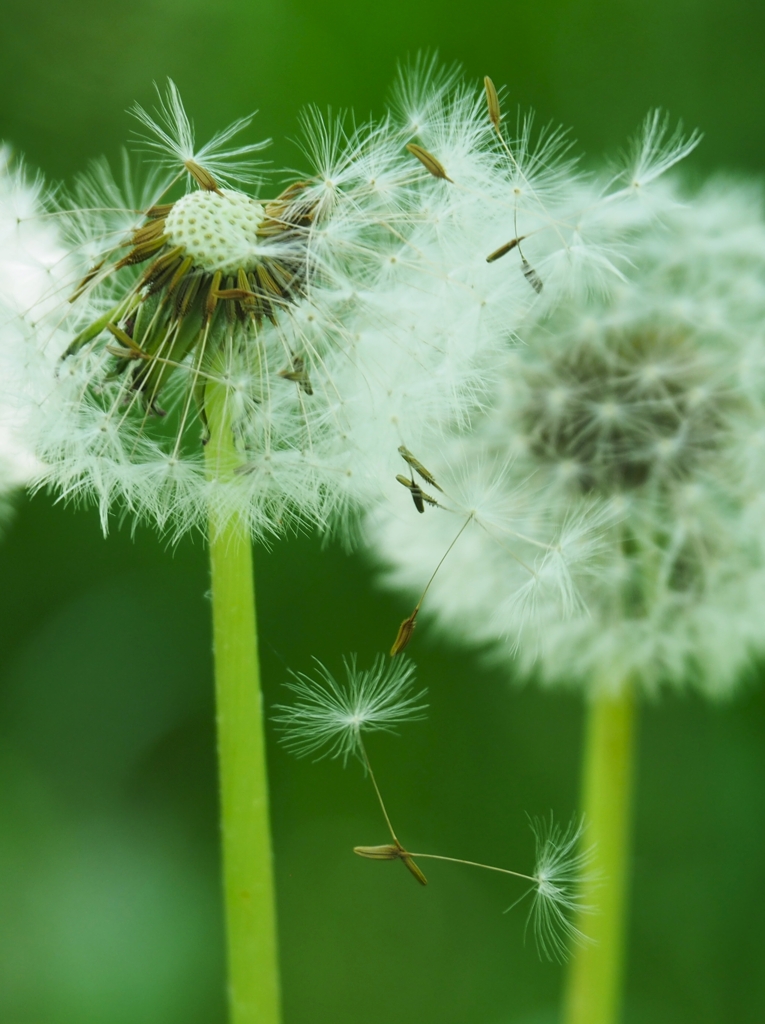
xmin=2 ymin=2 xmax=765 ymax=1021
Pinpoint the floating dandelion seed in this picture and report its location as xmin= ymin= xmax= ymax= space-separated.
xmin=278 ymin=651 xmax=591 ymax=957
xmin=519 ymin=816 xmax=594 ymax=962
xmin=355 ymin=814 xmax=593 ymax=960
xmin=274 ymin=654 xmax=427 ymax=764
xmin=275 ymin=652 xmax=430 ymax=884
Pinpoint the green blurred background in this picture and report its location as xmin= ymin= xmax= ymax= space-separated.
xmin=2 ymin=1 xmax=765 ymax=1021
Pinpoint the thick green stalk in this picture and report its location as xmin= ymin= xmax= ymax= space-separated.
xmin=562 ymin=686 xmax=636 ymax=1024
xmin=205 ymin=381 xmax=281 ymax=1024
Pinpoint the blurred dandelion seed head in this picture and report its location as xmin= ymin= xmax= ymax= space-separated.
xmin=369 ymin=175 xmax=765 ymax=697
xmin=519 ymin=324 xmax=730 ymax=496
xmin=0 ymin=148 xmax=59 ymax=491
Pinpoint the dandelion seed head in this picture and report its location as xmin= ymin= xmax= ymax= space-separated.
xmin=369 ymin=173 xmax=765 ymax=697
xmin=3 ymin=73 xmax=697 ymax=540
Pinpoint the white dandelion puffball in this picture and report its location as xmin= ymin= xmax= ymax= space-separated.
xmin=0 ymin=72 xmax=694 ymax=538
xmin=369 ymin=175 xmax=765 ymax=698
xmin=0 ymin=148 xmax=65 ymax=490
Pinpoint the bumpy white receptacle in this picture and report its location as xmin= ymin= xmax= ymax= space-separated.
xmin=164 ymin=190 xmax=265 ymax=275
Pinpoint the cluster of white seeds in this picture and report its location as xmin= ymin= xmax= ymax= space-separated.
xmin=368 ymin=176 xmax=765 ymax=698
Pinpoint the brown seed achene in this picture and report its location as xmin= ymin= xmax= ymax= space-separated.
xmin=486 ymin=236 xmax=526 ymax=263
xmin=484 ymin=75 xmax=501 ymax=132
xmin=405 ymin=143 xmax=453 ymax=183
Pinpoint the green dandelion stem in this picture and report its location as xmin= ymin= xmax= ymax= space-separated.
xmin=563 ymin=685 xmax=636 ymax=1024
xmin=205 ymin=378 xmax=281 ymax=1024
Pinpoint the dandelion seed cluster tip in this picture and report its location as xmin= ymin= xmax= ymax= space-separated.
xmin=369 ymin=174 xmax=765 ymax=698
